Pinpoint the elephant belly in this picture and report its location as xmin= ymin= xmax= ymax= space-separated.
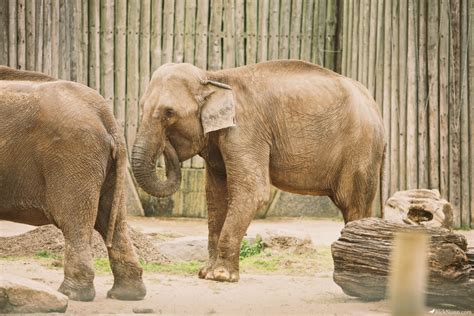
xmin=0 ymin=206 xmax=51 ymax=226
xmin=269 ymin=162 xmax=333 ymax=196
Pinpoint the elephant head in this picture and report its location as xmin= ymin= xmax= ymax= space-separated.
xmin=131 ymin=63 xmax=236 ymax=197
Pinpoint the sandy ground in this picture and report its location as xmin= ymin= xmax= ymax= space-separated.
xmin=1 ymin=217 xmax=473 ymax=315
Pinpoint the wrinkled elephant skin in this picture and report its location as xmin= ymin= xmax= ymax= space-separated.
xmin=131 ymin=60 xmax=386 ymax=282
xmin=0 ymin=67 xmax=146 ymax=301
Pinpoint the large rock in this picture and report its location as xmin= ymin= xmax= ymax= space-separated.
xmin=383 ymin=189 xmax=453 ymax=229
xmin=0 ymin=274 xmax=68 ymax=313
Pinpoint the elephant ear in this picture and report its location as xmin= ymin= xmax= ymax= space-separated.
xmin=200 ymin=80 xmax=236 ymax=134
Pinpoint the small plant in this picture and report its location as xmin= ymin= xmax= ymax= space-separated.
xmin=35 ymin=250 xmax=60 ymax=259
xmin=240 ymin=235 xmax=264 ymax=259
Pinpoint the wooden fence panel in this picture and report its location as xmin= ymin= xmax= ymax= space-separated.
xmin=2 ymin=0 xmax=471 ymax=227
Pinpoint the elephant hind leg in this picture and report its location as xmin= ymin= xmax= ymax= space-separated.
xmin=46 ymin=190 xmax=99 ymax=301
xmin=95 ymin=177 xmax=146 ymax=301
xmin=332 ymin=168 xmax=378 ymax=223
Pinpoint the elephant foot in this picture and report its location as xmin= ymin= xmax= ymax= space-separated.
xmin=203 ymin=265 xmax=239 ymax=283
xmin=107 ymin=280 xmax=146 ymax=301
xmin=58 ymin=280 xmax=95 ymax=301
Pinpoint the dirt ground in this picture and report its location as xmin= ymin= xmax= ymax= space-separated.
xmin=1 ymin=217 xmax=473 ymax=315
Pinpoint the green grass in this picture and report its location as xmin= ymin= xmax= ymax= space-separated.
xmin=93 ymin=258 xmax=201 ymax=275
xmin=240 ymin=236 xmax=264 ymax=259
xmin=35 ymin=250 xmax=61 ymax=260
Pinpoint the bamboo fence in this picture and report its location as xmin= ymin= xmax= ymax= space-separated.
xmin=0 ymin=0 xmax=472 ymax=227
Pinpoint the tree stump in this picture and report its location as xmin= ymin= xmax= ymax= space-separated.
xmin=383 ymin=189 xmax=453 ymax=229
xmin=331 ymin=218 xmax=473 ymax=310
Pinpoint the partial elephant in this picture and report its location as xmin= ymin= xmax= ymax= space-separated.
xmin=0 ymin=66 xmax=146 ymax=301
xmin=131 ymin=60 xmax=386 ymax=283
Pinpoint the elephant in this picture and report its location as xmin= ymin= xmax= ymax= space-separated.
xmin=131 ymin=60 xmax=386 ymax=283
xmin=0 ymin=66 xmax=146 ymax=301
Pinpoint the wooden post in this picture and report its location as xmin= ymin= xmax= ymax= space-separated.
xmin=139 ymin=0 xmax=151 ymax=97
xmin=439 ymin=0 xmax=449 ymax=200
xmin=88 ymin=0 xmax=100 ymax=89
xmin=34 ymin=0 xmax=43 ymax=72
xmin=173 ymin=0 xmax=185 ymax=63
xmin=0 ymin=0 xmax=9 ymax=66
xmin=9 ymin=0 xmax=17 ymax=69
xmin=126 ymin=0 xmax=140 ymax=153
xmin=17 ymin=0 xmax=25 ymax=70
xmin=389 ymin=231 xmax=429 ymax=316
xmin=406 ymin=0 xmax=418 ymax=190
xmin=208 ymin=0 xmax=223 ymax=69
xmin=257 ymin=0 xmax=269 ymax=62
xmin=367 ymin=0 xmax=377 ymax=96
xmin=350 ymin=0 xmax=358 ymax=78
xmin=278 ymin=0 xmax=290 ymax=60
xmin=324 ymin=0 xmax=337 ymax=71
xmin=469 ymin=0 xmax=474 ymax=227
xmin=390 ymin=0 xmax=399 ymax=194
xmin=162 ymin=0 xmax=174 ymax=64
xmin=150 ymin=0 xmax=163 ymax=73
xmin=235 ymin=0 xmax=245 ymax=66
xmin=427 ymin=0 xmax=439 ymax=191
xmin=50 ymin=0 xmax=59 ymax=78
xmin=344 ymin=0 xmax=352 ymax=77
xmin=289 ymin=0 xmax=301 ymax=60
xmin=100 ymin=0 xmax=115 ymax=106
xmin=223 ymin=0 xmax=235 ymax=67
xmin=417 ymin=0 xmax=429 ymax=191
xmin=300 ymin=0 xmax=313 ymax=62
xmin=318 ymin=0 xmax=327 ymax=67
xmin=382 ymin=0 xmax=392 ymax=201
xmin=25 ymin=0 xmax=35 ymax=71
xmin=58 ymin=0 xmax=67 ymax=79
xmin=246 ymin=0 xmax=257 ymax=63
xmin=114 ymin=0 xmax=127 ymax=132
xmin=398 ymin=0 xmax=407 ymax=191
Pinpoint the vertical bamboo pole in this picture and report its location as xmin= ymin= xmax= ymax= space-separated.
xmin=34 ymin=0 xmax=43 ymax=72
xmin=350 ymin=0 xmax=358 ymax=79
xmin=359 ymin=0 xmax=369 ymax=85
xmin=0 ymin=0 xmax=8 ymax=66
xmin=449 ymin=0 xmax=461 ymax=226
xmin=246 ymin=0 xmax=257 ymax=64
xmin=8 ymin=0 xmax=17 ymax=68
xmin=17 ymin=0 xmax=25 ymax=70
xmin=367 ymin=0 xmax=377 ymax=96
xmin=356 ymin=0 xmax=364 ymax=82
xmin=318 ymin=0 xmax=327 ymax=67
xmin=460 ymin=0 xmax=470 ymax=228
xmin=208 ymin=0 xmax=223 ymax=69
xmin=195 ymin=0 xmax=209 ymax=70
xmin=184 ymin=0 xmax=196 ymax=65
xmin=374 ymin=0 xmax=384 ymax=106
xmin=68 ymin=0 xmax=77 ymax=81
xmin=64 ymin=0 xmax=73 ymax=80
xmin=80 ymin=0 xmax=88 ymax=84
xmin=174 ymin=0 xmax=185 ymax=63
xmin=300 ymin=0 xmax=314 ymax=62
xmin=406 ymin=0 xmax=418 ymax=190
xmin=289 ymin=0 xmax=302 ymax=59
xmin=398 ymin=0 xmax=407 ymax=190
xmin=100 ymin=0 xmax=114 ymax=106
xmin=340 ymin=0 xmax=348 ymax=74
xmin=150 ymin=0 xmax=163 ymax=72
xmin=162 ymin=0 xmax=175 ymax=64
xmin=469 ymin=0 xmax=474 ymax=227
xmin=257 ymin=0 xmax=269 ymax=62
xmin=25 ymin=0 xmax=35 ymax=70
xmin=139 ymin=0 xmax=150 ymax=95
xmin=58 ymin=0 xmax=67 ymax=79
xmin=311 ymin=0 xmax=320 ymax=65
xmin=417 ymin=0 xmax=428 ymax=191
xmin=50 ymin=0 xmax=58 ymax=77
xmin=278 ymin=0 xmax=290 ymax=60
xmin=325 ymin=0 xmax=337 ymax=70
xmin=126 ymin=0 xmax=141 ymax=153
xmin=439 ymin=0 xmax=449 ymax=200
xmin=382 ymin=0 xmax=392 ymax=200
xmin=223 ymin=0 xmax=235 ymax=67
xmin=43 ymin=0 xmax=51 ymax=74
xmin=427 ymin=0 xmax=439 ymax=191
xmin=235 ymin=0 xmax=245 ymax=66
xmin=390 ymin=0 xmax=399 ymax=194
xmin=114 ymin=0 xmax=126 ymax=132
xmin=88 ymin=0 xmax=100 ymax=90
xmin=268 ymin=0 xmax=279 ymax=61
xmin=334 ymin=0 xmax=343 ymax=73
xmin=345 ymin=0 xmax=352 ymax=77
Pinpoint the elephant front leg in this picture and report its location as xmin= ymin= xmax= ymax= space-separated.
xmin=198 ymin=166 xmax=228 ymax=279
xmin=203 ymin=157 xmax=270 ymax=282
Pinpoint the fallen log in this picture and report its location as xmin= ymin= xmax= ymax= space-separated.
xmin=331 ymin=218 xmax=473 ymax=310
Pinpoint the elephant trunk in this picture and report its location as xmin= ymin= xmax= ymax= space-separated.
xmin=131 ymin=128 xmax=181 ymax=198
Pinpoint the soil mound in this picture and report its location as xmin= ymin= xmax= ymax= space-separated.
xmin=0 ymin=225 xmax=168 ymax=263
xmin=262 ymin=235 xmax=313 ymax=254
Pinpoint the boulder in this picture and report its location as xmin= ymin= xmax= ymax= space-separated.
xmin=383 ymin=189 xmax=453 ymax=229
xmin=0 ymin=274 xmax=68 ymax=313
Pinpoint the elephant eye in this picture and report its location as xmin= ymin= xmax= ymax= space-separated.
xmin=164 ymin=108 xmax=175 ymax=119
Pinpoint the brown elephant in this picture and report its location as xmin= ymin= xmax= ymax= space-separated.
xmin=132 ymin=60 xmax=386 ymax=283
xmin=0 ymin=66 xmax=145 ymax=301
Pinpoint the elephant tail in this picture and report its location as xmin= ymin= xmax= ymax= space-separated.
xmin=101 ymin=109 xmax=127 ymax=248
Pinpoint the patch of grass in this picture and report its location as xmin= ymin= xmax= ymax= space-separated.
xmin=35 ymin=250 xmax=61 ymax=260
xmin=240 ymin=246 xmax=334 ymax=275
xmin=93 ymin=258 xmax=201 ymax=275
xmin=240 ymin=236 xmax=264 ymax=259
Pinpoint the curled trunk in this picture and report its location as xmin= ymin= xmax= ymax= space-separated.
xmin=131 ymin=133 xmax=181 ymax=198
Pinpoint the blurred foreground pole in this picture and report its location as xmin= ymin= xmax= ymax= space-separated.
xmin=389 ymin=231 xmax=429 ymax=316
